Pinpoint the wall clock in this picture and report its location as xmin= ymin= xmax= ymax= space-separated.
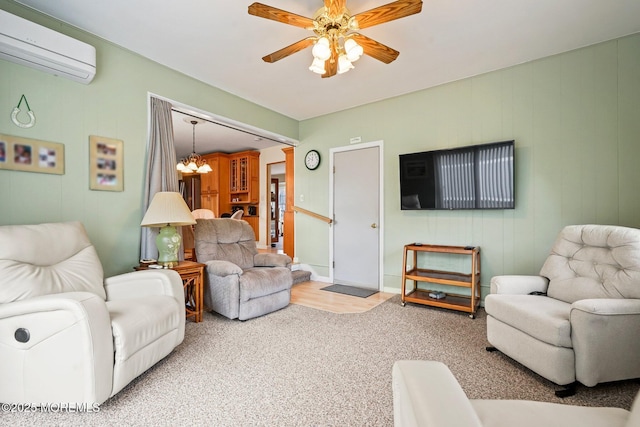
xmin=305 ymin=149 xmax=321 ymax=170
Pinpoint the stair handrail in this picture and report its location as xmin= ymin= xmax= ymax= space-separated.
xmin=292 ymin=205 xmax=332 ymax=224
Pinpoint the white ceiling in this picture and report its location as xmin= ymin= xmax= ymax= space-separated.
xmin=11 ymin=0 xmax=640 ymax=156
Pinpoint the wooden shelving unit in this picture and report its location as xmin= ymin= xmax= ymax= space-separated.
xmin=401 ymin=244 xmax=481 ymax=318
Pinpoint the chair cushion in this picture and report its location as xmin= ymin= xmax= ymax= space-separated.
xmin=0 ymin=222 xmax=105 ymax=303
xmin=541 ymin=225 xmax=640 ymax=303
xmin=484 ymin=294 xmax=572 ymax=347
xmin=195 ymin=219 xmax=257 ymax=269
xmin=239 ymin=267 xmax=293 ymax=301
xmin=107 ymin=296 xmax=181 ymax=362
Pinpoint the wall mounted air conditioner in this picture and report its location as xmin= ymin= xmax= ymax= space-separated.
xmin=0 ymin=9 xmax=96 ymax=84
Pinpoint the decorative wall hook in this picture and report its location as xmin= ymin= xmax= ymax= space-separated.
xmin=11 ymin=95 xmax=36 ymax=128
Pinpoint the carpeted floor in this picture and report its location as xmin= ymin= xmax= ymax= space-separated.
xmin=3 ymin=296 xmax=638 ymax=426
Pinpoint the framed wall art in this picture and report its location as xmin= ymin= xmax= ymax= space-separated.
xmin=0 ymin=133 xmax=65 ymax=175
xmin=89 ymin=135 xmax=123 ymax=191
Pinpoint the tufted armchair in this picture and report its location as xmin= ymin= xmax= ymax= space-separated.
xmin=0 ymin=221 xmax=185 ymax=405
xmin=485 ymin=224 xmax=640 ymax=396
xmin=195 ymin=218 xmax=292 ymax=320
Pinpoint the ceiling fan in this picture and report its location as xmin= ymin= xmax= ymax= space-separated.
xmin=248 ymin=0 xmax=423 ymax=78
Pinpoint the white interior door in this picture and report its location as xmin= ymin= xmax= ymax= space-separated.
xmin=332 ymin=143 xmax=382 ymax=290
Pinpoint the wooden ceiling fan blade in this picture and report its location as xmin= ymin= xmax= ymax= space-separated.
xmin=351 ymin=34 xmax=399 ymax=64
xmin=262 ymin=37 xmax=316 ymax=63
xmin=353 ymin=0 xmax=423 ymax=30
xmin=322 ymin=49 xmax=338 ymax=78
xmin=248 ymin=2 xmax=315 ymax=29
xmin=324 ymin=0 xmax=347 ymax=18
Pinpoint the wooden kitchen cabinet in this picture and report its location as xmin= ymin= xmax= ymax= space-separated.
xmin=229 ymin=151 xmax=260 ymax=204
xmin=199 ymin=153 xmax=229 ymax=217
xmin=229 ymin=150 xmax=260 ymax=238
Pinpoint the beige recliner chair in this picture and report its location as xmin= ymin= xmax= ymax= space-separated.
xmin=0 ymin=221 xmax=185 ymax=405
xmin=485 ymin=224 xmax=640 ymax=396
xmin=195 ymin=218 xmax=292 ymax=320
xmin=392 ymin=360 xmax=639 ymax=427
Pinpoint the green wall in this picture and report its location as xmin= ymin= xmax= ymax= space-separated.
xmin=1 ymin=1 xmax=638 ymax=294
xmin=0 ymin=1 xmax=298 ymax=277
xmin=296 ymin=34 xmax=640 ymax=296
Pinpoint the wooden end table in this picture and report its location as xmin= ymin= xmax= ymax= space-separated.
xmin=135 ymin=261 xmax=205 ymax=323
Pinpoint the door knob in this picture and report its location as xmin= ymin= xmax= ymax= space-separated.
xmin=371 ymin=223 xmax=377 ymax=229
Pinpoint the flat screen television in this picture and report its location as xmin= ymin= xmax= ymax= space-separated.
xmin=399 ymin=140 xmax=515 ymax=210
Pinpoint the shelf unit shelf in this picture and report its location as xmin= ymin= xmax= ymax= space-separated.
xmin=401 ymin=244 xmax=481 ymax=318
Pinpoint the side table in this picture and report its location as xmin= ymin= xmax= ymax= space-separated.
xmin=135 ymin=261 xmax=205 ymax=323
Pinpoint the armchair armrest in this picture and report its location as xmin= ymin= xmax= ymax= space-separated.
xmin=0 ymin=292 xmax=113 ymax=404
xmin=254 ymin=253 xmax=292 ymax=268
xmin=104 ymin=270 xmax=183 ymax=303
xmin=490 ymin=275 xmax=549 ymax=295
xmin=392 ymin=361 xmax=482 ymax=427
xmin=205 ymin=260 xmax=243 ymax=277
xmin=572 ymin=298 xmax=640 ymax=315
xmin=571 ymin=298 xmax=640 ymax=387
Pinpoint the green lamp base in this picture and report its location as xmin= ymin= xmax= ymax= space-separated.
xmin=156 ymin=225 xmax=181 ymax=268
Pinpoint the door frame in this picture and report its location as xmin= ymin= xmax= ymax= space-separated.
xmin=329 ymin=140 xmax=384 ymax=290
xmin=265 ymin=161 xmax=285 ymax=247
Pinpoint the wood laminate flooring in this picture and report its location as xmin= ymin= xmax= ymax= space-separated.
xmin=291 ymin=281 xmax=395 ymax=314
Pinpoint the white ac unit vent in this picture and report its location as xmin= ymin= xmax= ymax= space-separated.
xmin=0 ymin=9 xmax=96 ymax=84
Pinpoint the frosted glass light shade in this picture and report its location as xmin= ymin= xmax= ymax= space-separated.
xmin=344 ymin=38 xmax=363 ymax=62
xmin=337 ymin=54 xmax=354 ymax=74
xmin=197 ymin=163 xmax=213 ymax=173
xmin=312 ymin=37 xmax=331 ymax=61
xmin=309 ymin=57 xmax=326 ymax=74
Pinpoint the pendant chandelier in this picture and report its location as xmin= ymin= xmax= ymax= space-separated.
xmin=176 ymin=120 xmax=212 ymax=174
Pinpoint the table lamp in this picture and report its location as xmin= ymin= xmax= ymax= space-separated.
xmin=141 ymin=191 xmax=196 ymax=267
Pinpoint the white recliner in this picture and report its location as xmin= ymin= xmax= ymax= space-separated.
xmin=485 ymin=224 xmax=640 ymax=395
xmin=0 ymin=221 xmax=185 ymax=405
xmin=392 ymin=360 xmax=639 ymax=427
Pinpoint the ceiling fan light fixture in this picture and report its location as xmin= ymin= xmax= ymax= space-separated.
xmin=312 ymin=37 xmax=331 ymax=61
xmin=344 ymin=38 xmax=363 ymax=62
xmin=337 ymin=54 xmax=354 ymax=74
xmin=248 ymin=0 xmax=423 ymax=78
xmin=309 ymin=57 xmax=326 ymax=74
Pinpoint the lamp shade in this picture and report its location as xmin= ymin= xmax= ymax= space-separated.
xmin=141 ymin=192 xmax=196 ymax=227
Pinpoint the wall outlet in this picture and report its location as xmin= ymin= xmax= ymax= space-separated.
xmin=299 ymin=194 xmax=304 ymax=202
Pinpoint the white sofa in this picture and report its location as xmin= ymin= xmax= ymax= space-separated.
xmin=392 ymin=360 xmax=639 ymax=427
xmin=0 ymin=221 xmax=185 ymax=405
xmin=485 ymin=224 xmax=640 ymax=395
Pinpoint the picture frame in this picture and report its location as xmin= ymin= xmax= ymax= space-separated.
xmin=0 ymin=133 xmax=65 ymax=175
xmin=89 ymin=135 xmax=123 ymax=191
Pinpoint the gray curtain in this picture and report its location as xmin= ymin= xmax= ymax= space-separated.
xmin=140 ymin=97 xmax=180 ymax=260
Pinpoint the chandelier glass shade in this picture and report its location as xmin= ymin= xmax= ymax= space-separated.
xmin=176 ymin=120 xmax=211 ymax=174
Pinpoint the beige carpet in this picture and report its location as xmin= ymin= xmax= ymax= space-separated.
xmin=2 ymin=296 xmax=637 ymax=426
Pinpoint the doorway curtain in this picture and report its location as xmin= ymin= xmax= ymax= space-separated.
xmin=140 ymin=96 xmax=180 ymax=260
